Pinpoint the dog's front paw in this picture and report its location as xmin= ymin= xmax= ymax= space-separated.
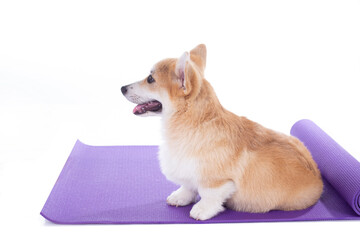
xmin=190 ymin=201 xmax=224 ymax=221
xmin=167 ymin=187 xmax=196 ymax=207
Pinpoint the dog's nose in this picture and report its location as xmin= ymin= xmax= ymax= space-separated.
xmin=121 ymin=86 xmax=128 ymax=95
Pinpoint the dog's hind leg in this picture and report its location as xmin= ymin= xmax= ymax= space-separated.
xmin=190 ymin=181 xmax=236 ymax=220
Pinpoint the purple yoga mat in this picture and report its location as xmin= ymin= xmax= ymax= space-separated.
xmin=41 ymin=119 xmax=360 ymax=224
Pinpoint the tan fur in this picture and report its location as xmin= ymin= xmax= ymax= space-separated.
xmin=127 ymin=44 xmax=323 ymax=213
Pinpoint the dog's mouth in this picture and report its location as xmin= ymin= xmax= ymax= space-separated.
xmin=133 ymin=100 xmax=162 ymax=115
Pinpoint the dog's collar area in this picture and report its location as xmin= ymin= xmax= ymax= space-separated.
xmin=133 ymin=100 xmax=162 ymax=115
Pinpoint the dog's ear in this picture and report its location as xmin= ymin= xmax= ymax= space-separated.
xmin=175 ymin=51 xmax=191 ymax=94
xmin=190 ymin=44 xmax=207 ymax=74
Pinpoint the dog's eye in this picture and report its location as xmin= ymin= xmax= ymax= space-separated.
xmin=147 ymin=75 xmax=155 ymax=84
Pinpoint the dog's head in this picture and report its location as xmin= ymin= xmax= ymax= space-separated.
xmin=121 ymin=44 xmax=207 ymax=117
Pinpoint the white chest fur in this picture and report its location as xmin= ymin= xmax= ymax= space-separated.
xmin=158 ymin=142 xmax=199 ymax=190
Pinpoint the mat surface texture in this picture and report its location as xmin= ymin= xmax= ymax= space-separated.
xmin=41 ymin=120 xmax=360 ymax=223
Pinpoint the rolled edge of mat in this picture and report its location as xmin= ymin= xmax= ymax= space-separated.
xmin=355 ymin=193 xmax=360 ymax=214
xmin=40 ymin=139 xmax=88 ymax=223
xmin=290 ymin=119 xmax=360 ymax=215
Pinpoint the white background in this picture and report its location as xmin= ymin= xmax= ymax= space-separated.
xmin=1 ymin=0 xmax=359 ymax=239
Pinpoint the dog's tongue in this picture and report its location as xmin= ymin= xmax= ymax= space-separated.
xmin=133 ymin=101 xmax=162 ymax=115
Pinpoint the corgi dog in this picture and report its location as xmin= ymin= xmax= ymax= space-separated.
xmin=121 ymin=44 xmax=323 ymax=220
